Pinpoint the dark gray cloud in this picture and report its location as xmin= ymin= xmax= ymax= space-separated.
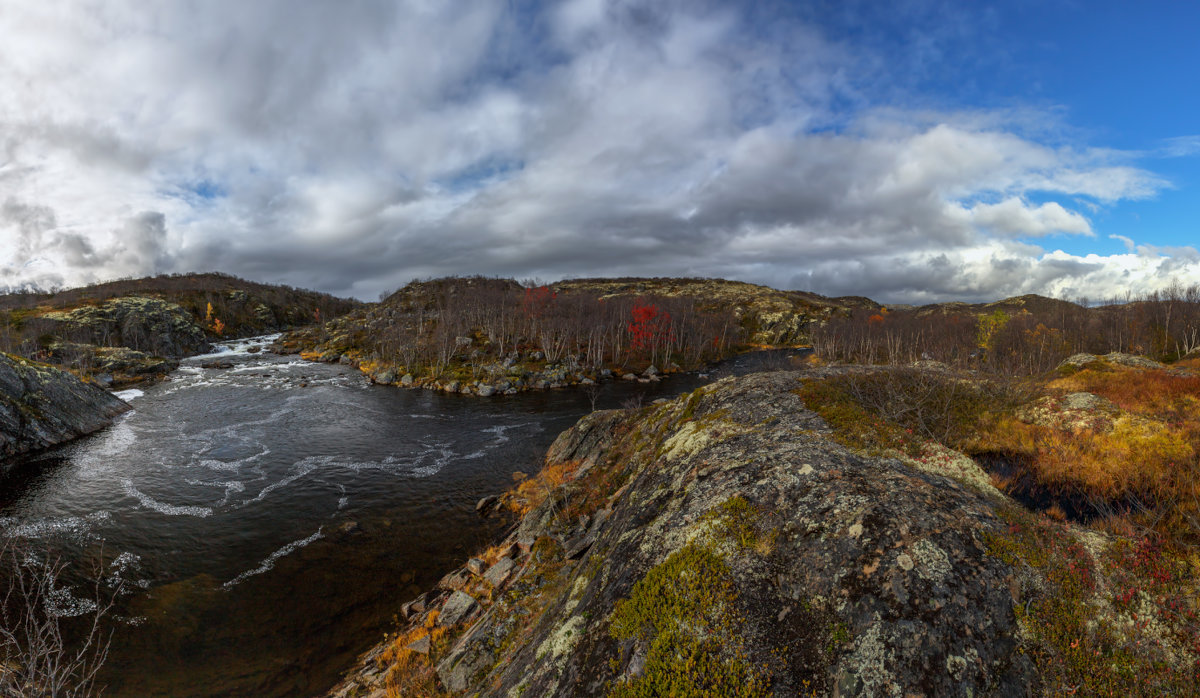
xmin=0 ymin=0 xmax=1183 ymax=302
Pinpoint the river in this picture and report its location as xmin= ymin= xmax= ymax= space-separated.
xmin=0 ymin=336 xmax=806 ymax=696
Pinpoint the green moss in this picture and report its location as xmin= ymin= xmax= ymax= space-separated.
xmin=702 ymin=496 xmax=777 ymax=553
xmin=609 ymin=629 xmax=767 ymax=698
xmin=608 ymin=544 xmax=768 ymax=697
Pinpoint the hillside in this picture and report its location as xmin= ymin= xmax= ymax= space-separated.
xmin=0 ymin=272 xmax=360 ymax=386
xmin=552 ymin=277 xmax=879 ymax=346
xmin=279 ymin=275 xmax=871 ymax=396
xmin=330 ymin=367 xmax=1200 ymax=696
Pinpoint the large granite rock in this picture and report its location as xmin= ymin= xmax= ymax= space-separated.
xmin=434 ymin=372 xmax=1038 ymax=696
xmin=40 ymin=296 xmax=211 ymax=358
xmin=0 ymin=353 xmax=130 ymax=461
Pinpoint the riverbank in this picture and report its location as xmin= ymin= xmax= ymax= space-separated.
xmin=330 ymin=361 xmax=1200 ymax=696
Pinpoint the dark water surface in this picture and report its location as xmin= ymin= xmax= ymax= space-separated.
xmin=0 ymin=338 xmax=807 ymax=696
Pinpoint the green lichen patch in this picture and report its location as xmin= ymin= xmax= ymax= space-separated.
xmin=608 ymin=543 xmax=769 ymax=697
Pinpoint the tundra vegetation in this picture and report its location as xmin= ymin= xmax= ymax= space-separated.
xmin=284 ymin=277 xmax=833 ymax=391
xmin=337 ymin=279 xmax=1200 ymax=697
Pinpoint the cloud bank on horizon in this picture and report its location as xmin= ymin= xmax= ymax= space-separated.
xmin=1 ymin=0 xmax=1197 ymax=303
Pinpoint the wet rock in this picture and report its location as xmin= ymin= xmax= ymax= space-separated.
xmin=373 ymin=369 xmax=396 ymax=385
xmin=1 ymin=353 xmax=131 ymax=461
xmin=401 ymin=593 xmax=430 ymax=620
xmin=477 ymin=385 xmax=496 ymax=397
xmin=247 ymin=346 xmax=262 ymax=354
xmin=438 ymin=591 xmax=478 ymax=627
xmin=438 ymin=569 xmax=470 ymax=592
xmin=475 ymin=495 xmax=499 ymax=516
xmin=200 ymin=361 xmax=235 ymax=369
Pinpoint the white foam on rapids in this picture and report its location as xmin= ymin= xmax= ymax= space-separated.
xmin=122 ymin=480 xmax=213 ymax=517
xmin=113 ymin=388 xmax=144 ymax=402
xmin=223 ymin=528 xmax=324 ymax=589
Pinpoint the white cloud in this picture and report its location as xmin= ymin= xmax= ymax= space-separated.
xmin=1110 ymin=234 xmax=1135 ymax=252
xmin=0 ymin=0 xmax=1180 ymax=303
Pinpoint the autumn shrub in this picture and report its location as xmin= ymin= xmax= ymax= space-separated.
xmin=797 ymin=368 xmax=1024 ymax=455
xmin=985 ymin=507 xmax=1200 ymax=695
xmin=379 ymin=611 xmax=453 ymax=697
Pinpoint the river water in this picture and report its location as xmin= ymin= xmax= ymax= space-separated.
xmin=0 ymin=337 xmax=806 ymax=696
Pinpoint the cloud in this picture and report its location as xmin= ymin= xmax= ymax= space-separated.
xmin=1160 ymin=135 xmax=1200 ymax=158
xmin=1110 ymin=234 xmax=1135 ymax=252
xmin=0 ymin=0 xmax=1180 ymax=303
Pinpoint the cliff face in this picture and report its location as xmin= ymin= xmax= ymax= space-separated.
xmin=0 ymin=353 xmax=130 ymax=461
xmin=339 ymin=371 xmax=1053 ymax=697
xmin=40 ymin=296 xmax=212 ymax=358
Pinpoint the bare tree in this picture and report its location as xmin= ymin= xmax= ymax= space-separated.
xmin=0 ymin=541 xmax=118 ymax=698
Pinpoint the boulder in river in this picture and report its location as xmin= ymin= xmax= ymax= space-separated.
xmin=1 ymin=353 xmax=131 ymax=461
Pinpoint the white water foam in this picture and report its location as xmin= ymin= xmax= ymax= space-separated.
xmin=0 ymin=512 xmax=111 ymax=541
xmin=113 ymin=388 xmax=144 ymax=402
xmin=107 ymin=551 xmax=151 ymax=590
xmin=185 ymin=478 xmax=247 ymax=507
xmin=46 ymin=585 xmax=100 ymax=618
xmin=223 ymin=528 xmax=323 ymax=588
xmin=122 ymin=480 xmax=213 ymax=518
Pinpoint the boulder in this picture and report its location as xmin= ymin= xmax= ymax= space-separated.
xmin=465 ymin=558 xmax=486 ymax=576
xmin=436 ymin=372 xmax=1040 ymax=696
xmin=1 ymin=353 xmax=131 ymax=461
xmin=438 ymin=591 xmax=478 ymax=627
xmin=475 ymin=495 xmax=499 ymax=516
xmin=483 ymin=557 xmax=516 ymax=588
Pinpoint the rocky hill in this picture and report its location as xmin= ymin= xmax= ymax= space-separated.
xmin=280 ymin=276 xmax=872 ymax=396
xmin=0 ymin=273 xmax=359 ymax=385
xmin=333 ymin=368 xmax=1190 ymax=696
xmin=0 ymin=353 xmax=130 ymax=461
xmin=553 ymin=277 xmax=878 ymax=346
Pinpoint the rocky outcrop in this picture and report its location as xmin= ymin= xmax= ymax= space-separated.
xmin=47 ymin=342 xmax=180 ymax=387
xmin=0 ymin=353 xmax=130 ymax=461
xmin=39 ymin=296 xmax=211 ymax=359
xmin=336 ymin=372 xmax=1051 ymax=696
xmin=1057 ymin=352 xmax=1167 ymax=372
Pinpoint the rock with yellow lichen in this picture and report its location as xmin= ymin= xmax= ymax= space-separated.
xmin=346 ymin=372 xmax=1043 ymax=697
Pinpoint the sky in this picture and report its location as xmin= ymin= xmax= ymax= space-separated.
xmin=1 ymin=0 xmax=1198 ymax=304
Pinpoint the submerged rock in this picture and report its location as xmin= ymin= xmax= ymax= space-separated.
xmin=0 ymin=353 xmax=130 ymax=461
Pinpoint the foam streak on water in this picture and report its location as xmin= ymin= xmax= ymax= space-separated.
xmin=122 ymin=480 xmax=214 ymax=518
xmin=223 ymin=528 xmax=324 ymax=589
